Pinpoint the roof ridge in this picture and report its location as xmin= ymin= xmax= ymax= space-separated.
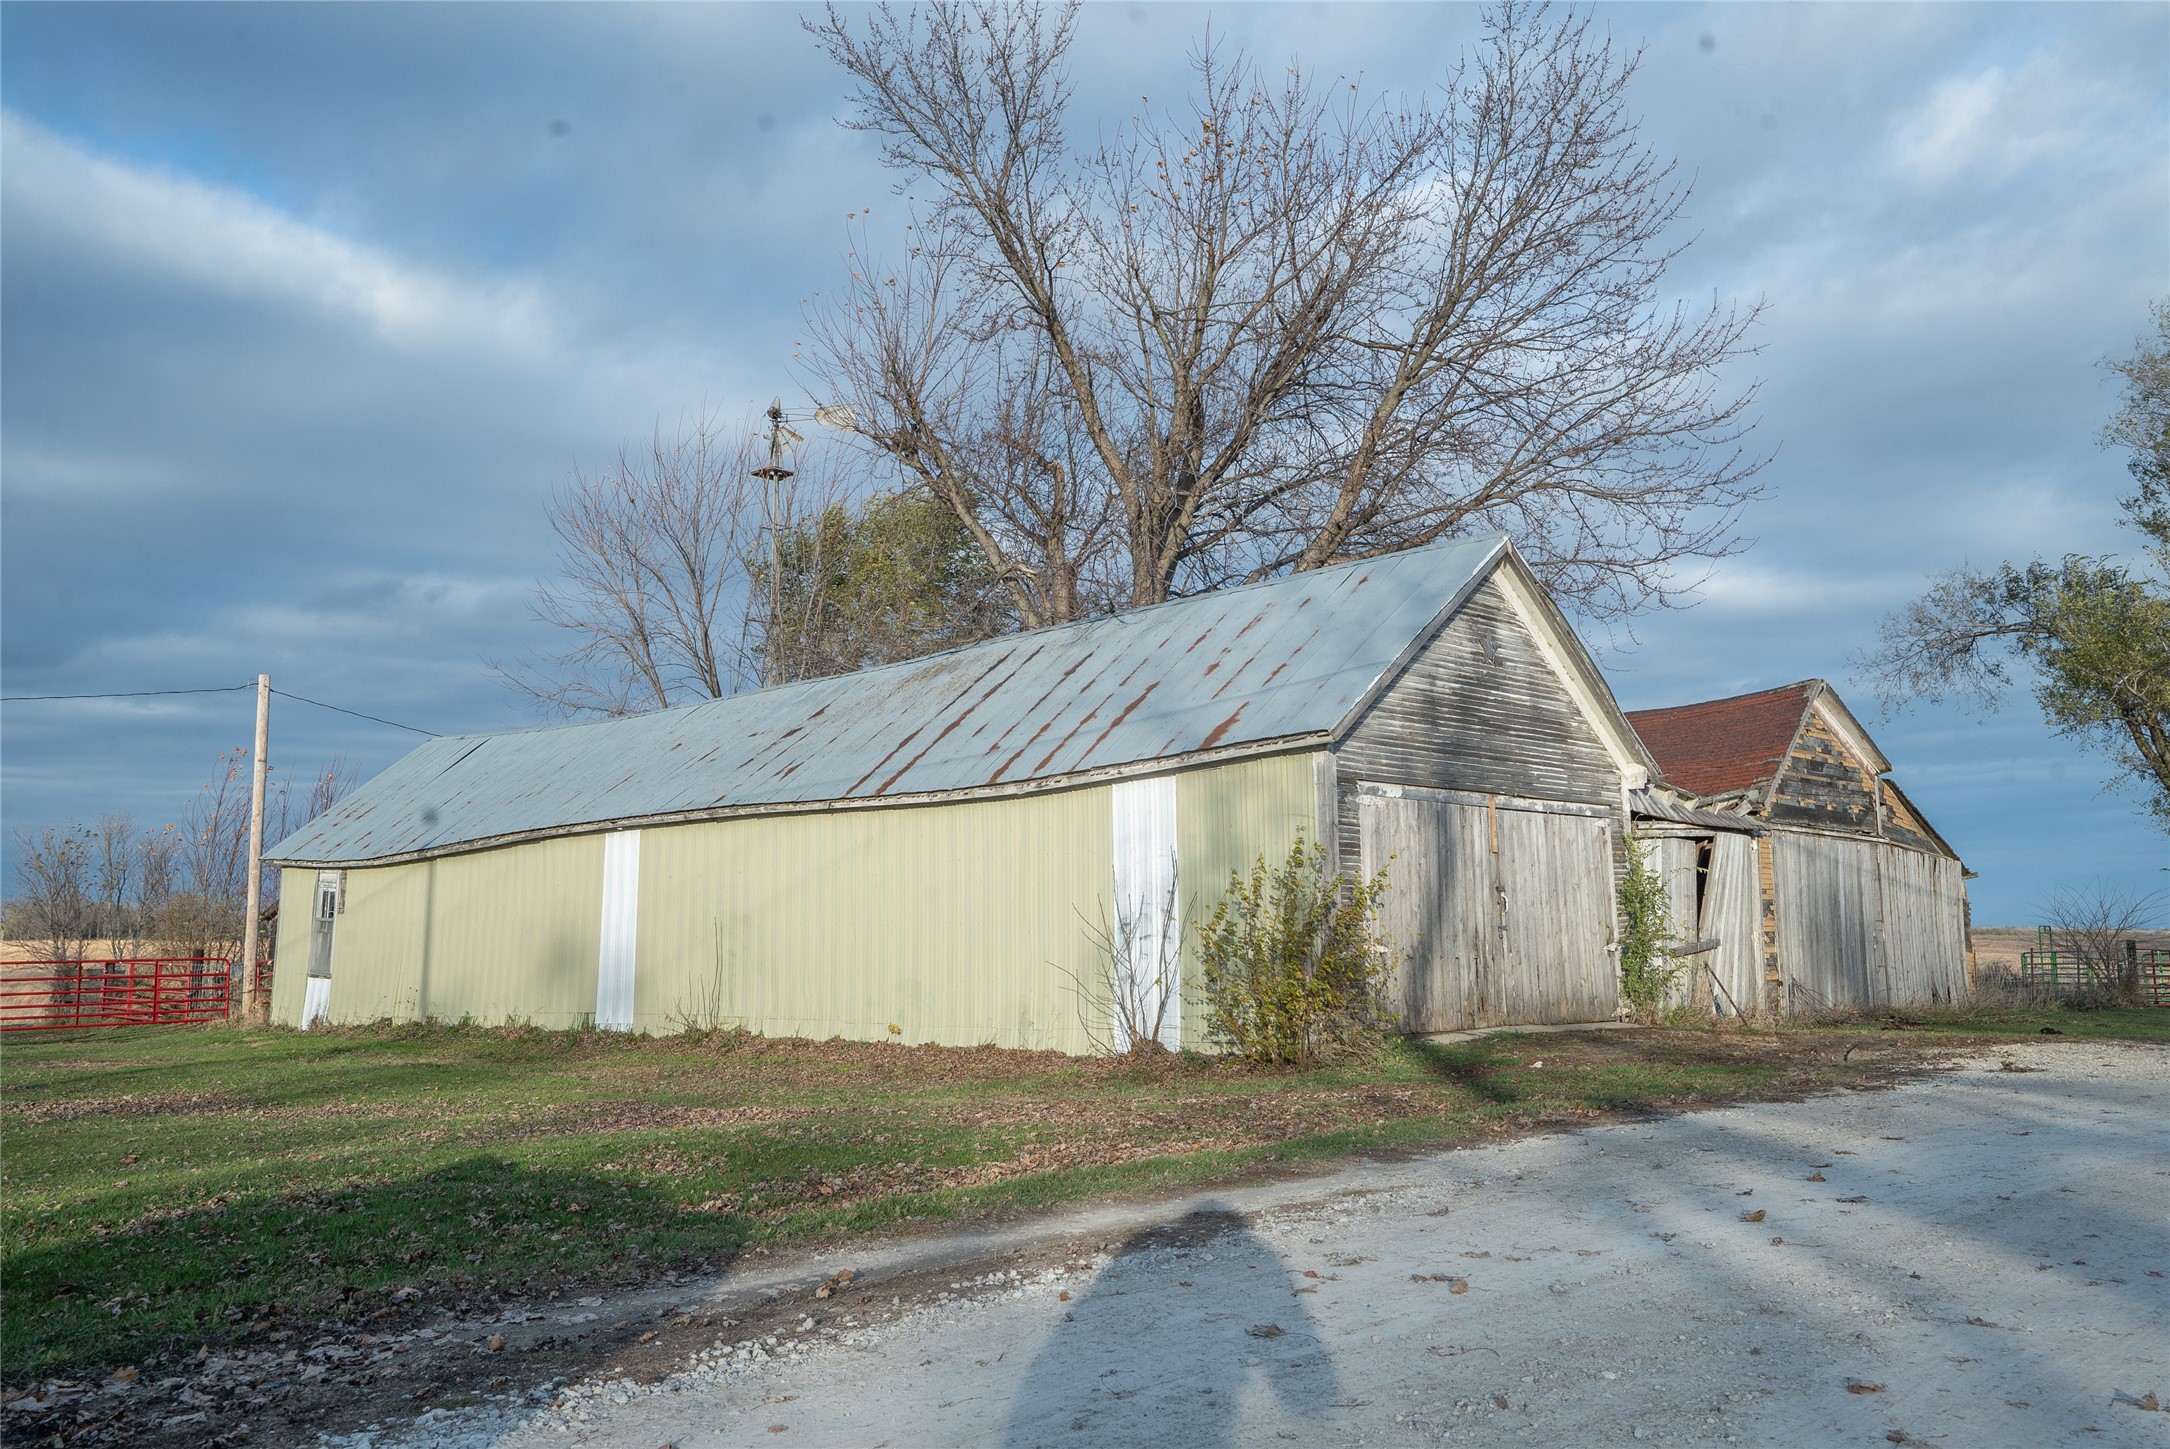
xmin=1625 ymin=678 xmax=1821 ymax=717
xmin=439 ymin=531 xmax=1514 ymax=745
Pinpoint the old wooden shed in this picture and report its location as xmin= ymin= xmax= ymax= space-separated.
xmin=267 ymin=533 xmax=1658 ymax=1047
xmin=1626 ymin=681 xmax=1971 ymax=1014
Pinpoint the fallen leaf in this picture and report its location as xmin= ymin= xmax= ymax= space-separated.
xmin=487 ymin=1335 xmax=505 ymax=1353
xmin=108 ymin=1368 xmax=139 ymax=1384
xmin=1740 ymin=1210 xmax=1766 ymax=1223
xmin=767 ymin=1427 xmax=788 ymax=1435
xmin=1493 ymin=1394 xmax=1510 ymax=1410
xmin=1246 ymin=1324 xmax=1284 ymax=1339
xmin=1807 ymin=1172 xmax=1826 ymax=1182
xmin=2136 ymin=1392 xmax=2161 ymax=1413
xmin=1848 ymin=1381 xmax=1886 ymax=1394
xmin=637 ymin=1331 xmax=656 ymax=1344
xmin=1450 ymin=1278 xmax=1470 ymax=1295
xmin=1058 ymin=1290 xmax=1070 ymax=1302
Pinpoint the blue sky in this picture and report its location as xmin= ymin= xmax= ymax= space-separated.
xmin=3 ymin=2 xmax=2166 ymax=923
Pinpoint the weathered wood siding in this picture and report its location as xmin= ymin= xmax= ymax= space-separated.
xmin=1650 ymin=837 xmax=1704 ymax=1010
xmin=1877 ymin=784 xmax=1942 ymax=856
xmin=1874 ymin=845 xmax=1970 ymax=1004
xmin=1332 ymin=574 xmax=1625 ymax=878
xmin=1360 ymin=786 xmax=1617 ymax=1031
xmin=1771 ymin=832 xmax=1968 ymax=1010
xmin=1766 ymin=715 xmax=1880 ymax=835
xmin=1646 ymin=833 xmax=1763 ymax=1017
xmin=1702 ymin=832 xmax=1764 ymax=1016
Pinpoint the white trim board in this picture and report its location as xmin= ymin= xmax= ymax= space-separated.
xmin=596 ymin=831 xmax=641 ymax=1031
xmin=1110 ymin=777 xmax=1179 ymax=1052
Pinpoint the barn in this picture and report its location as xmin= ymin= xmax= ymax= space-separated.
xmin=1626 ymin=681 xmax=1972 ymax=1015
xmin=267 ymin=531 xmax=1662 ymax=1048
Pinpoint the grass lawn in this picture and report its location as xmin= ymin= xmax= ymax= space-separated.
xmin=1786 ymin=1003 xmax=2170 ymax=1044
xmin=2 ymin=1008 xmax=2159 ymax=1384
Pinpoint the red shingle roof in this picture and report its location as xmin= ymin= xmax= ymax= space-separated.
xmin=1625 ymin=682 xmax=1817 ymax=799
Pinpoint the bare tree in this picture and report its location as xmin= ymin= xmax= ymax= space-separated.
xmin=801 ymin=0 xmax=1763 ymax=626
xmin=2042 ymin=881 xmax=2165 ymax=1002
xmin=91 ymin=813 xmax=141 ymax=956
xmin=10 ymin=824 xmax=94 ymax=963
xmin=502 ymin=412 xmax=898 ymax=713
xmin=501 ymin=415 xmax=771 ymax=716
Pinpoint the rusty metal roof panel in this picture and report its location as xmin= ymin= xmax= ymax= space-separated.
xmin=271 ymin=533 xmax=1509 ymax=865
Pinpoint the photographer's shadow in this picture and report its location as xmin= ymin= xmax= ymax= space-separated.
xmin=1001 ymin=1205 xmax=1343 ymax=1448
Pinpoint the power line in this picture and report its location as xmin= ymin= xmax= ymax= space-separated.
xmin=1 ymin=684 xmax=252 ymax=701
xmin=270 ymin=689 xmax=437 ymax=737
xmin=3 ymin=681 xmax=439 ymax=736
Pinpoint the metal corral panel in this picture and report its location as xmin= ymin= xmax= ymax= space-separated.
xmin=269 ymin=836 xmax=605 ymax=1029
xmin=1771 ymin=831 xmax=1967 ymax=1011
xmin=271 ymin=536 xmax=1508 ymax=866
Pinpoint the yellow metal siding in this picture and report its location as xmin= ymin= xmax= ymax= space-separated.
xmin=1173 ymin=752 xmax=1324 ymax=1046
xmin=415 ymin=835 xmax=605 ymax=1028
xmin=274 ymin=749 xmax=1322 ymax=1051
xmin=634 ymin=786 xmax=1115 ymax=1051
xmin=269 ymin=837 xmax=603 ymax=1029
xmin=269 ymin=867 xmax=315 ymax=1025
xmin=322 ymin=860 xmax=429 ymax=1024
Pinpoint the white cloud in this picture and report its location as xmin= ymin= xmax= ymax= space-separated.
xmin=1 ymin=110 xmax=553 ymax=355
xmin=1888 ymin=49 xmax=2148 ymax=191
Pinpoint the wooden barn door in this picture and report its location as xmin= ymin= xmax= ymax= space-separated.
xmin=1361 ymin=785 xmax=1616 ymax=1032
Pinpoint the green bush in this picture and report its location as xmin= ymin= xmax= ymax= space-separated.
xmin=1617 ymin=834 xmax=1680 ymax=1020
xmin=1195 ymin=837 xmax=1393 ymax=1064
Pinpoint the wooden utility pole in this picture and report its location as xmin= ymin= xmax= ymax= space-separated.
xmin=241 ymin=674 xmax=270 ymax=1023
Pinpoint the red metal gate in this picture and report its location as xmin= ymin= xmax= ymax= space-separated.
xmin=0 ymin=959 xmax=235 ymax=1031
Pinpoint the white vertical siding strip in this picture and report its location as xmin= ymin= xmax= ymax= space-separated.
xmin=596 ymin=830 xmax=641 ymax=1031
xmin=1111 ymin=776 xmax=1179 ymax=1051
xmin=301 ymin=977 xmax=331 ymax=1030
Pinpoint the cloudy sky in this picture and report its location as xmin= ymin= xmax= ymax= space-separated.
xmin=3 ymin=2 xmax=2165 ymax=923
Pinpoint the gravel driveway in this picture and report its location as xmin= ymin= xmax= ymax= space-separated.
xmin=337 ymin=1040 xmax=2168 ymax=1448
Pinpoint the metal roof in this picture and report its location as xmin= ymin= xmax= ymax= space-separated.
xmin=271 ymin=533 xmax=1510 ymax=866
